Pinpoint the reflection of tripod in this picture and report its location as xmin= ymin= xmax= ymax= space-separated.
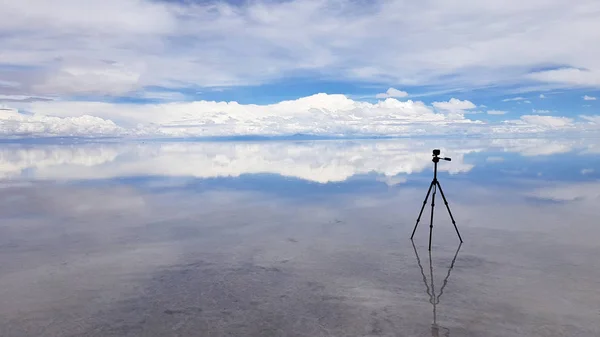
xmin=411 ymin=149 xmax=463 ymax=250
xmin=412 ymin=240 xmax=462 ymax=337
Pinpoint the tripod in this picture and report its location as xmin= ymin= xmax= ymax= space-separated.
xmin=410 ymin=149 xmax=463 ymax=250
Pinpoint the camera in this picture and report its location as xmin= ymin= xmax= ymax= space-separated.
xmin=433 ymin=149 xmax=440 ymax=156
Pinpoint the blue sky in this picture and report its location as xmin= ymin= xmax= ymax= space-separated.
xmin=0 ymin=0 xmax=599 ymax=137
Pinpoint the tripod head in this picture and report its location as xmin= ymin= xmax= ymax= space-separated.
xmin=432 ymin=149 xmax=451 ymax=163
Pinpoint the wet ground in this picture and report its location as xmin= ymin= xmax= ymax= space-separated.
xmin=1 ymin=138 xmax=599 ymax=336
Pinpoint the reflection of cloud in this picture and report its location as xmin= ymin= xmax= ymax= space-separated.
xmin=0 ymin=141 xmax=480 ymax=183
xmin=528 ymin=182 xmax=600 ymax=201
xmin=490 ymin=138 xmax=578 ymax=156
xmin=486 ymin=156 xmax=504 ymax=163
xmin=0 ymin=145 xmax=120 ymax=178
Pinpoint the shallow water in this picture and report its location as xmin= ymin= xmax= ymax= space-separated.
xmin=1 ymin=138 xmax=599 ymax=336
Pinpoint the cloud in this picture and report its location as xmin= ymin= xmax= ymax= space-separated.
xmin=583 ymin=95 xmax=597 ymax=101
xmin=539 ymin=94 xmax=546 ymax=99
xmin=431 ymin=98 xmax=476 ymax=112
xmin=532 ymin=109 xmax=551 ymax=114
xmin=375 ymin=88 xmax=408 ymax=99
xmin=0 ymin=108 xmax=124 ymax=137
xmin=518 ymin=115 xmax=574 ymax=128
xmin=524 ymin=100 xmax=531 ymax=104
xmin=487 ymin=110 xmax=507 ymax=115
xmin=2 ymin=94 xmax=490 ymax=137
xmin=1 ymin=0 xmax=600 ymax=99
xmin=2 ymin=92 xmax=598 ymax=138
xmin=490 ymin=115 xmax=578 ymax=135
xmin=528 ymin=69 xmax=600 ymax=87
xmin=0 ymin=95 xmax=54 ymax=102
xmin=502 ymin=97 xmax=526 ymax=102
xmin=581 ymin=169 xmax=594 ymax=175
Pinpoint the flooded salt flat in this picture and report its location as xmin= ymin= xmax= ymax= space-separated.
xmin=1 ymin=138 xmax=599 ymax=337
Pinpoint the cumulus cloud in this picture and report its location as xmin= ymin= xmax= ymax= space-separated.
xmin=539 ymin=94 xmax=546 ymax=99
xmin=487 ymin=110 xmax=507 ymax=115
xmin=1 ymin=93 xmax=597 ymax=138
xmin=0 ymin=108 xmax=124 ymax=137
xmin=375 ymin=88 xmax=408 ymax=99
xmin=1 ymin=0 xmax=600 ymax=99
xmin=2 ymin=94 xmax=489 ymax=137
xmin=583 ymin=95 xmax=597 ymax=101
xmin=432 ymin=98 xmax=476 ymax=113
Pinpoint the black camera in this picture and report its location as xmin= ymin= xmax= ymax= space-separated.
xmin=433 ymin=149 xmax=441 ymax=156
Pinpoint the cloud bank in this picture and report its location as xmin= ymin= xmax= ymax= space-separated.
xmin=1 ymin=94 xmax=597 ymax=138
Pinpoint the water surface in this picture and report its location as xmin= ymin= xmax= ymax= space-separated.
xmin=1 ymin=138 xmax=599 ymax=336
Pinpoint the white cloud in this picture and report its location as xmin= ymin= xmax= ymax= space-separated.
xmin=581 ymin=168 xmax=594 ymax=175
xmin=524 ymin=100 xmax=531 ymax=104
xmin=1 ymin=93 xmax=598 ymax=138
xmin=487 ymin=110 xmax=507 ymax=115
xmin=519 ymin=115 xmax=574 ymax=128
xmin=502 ymin=97 xmax=526 ymax=102
xmin=583 ymin=95 xmax=597 ymax=101
xmin=490 ymin=115 xmax=578 ymax=135
xmin=432 ymin=98 xmax=476 ymax=112
xmin=539 ymin=94 xmax=546 ymax=99
xmin=528 ymin=69 xmax=600 ymax=87
xmin=375 ymin=88 xmax=408 ymax=99
xmin=532 ymin=109 xmax=551 ymax=114
xmin=3 ymin=94 xmax=492 ymax=137
xmin=0 ymin=108 xmax=124 ymax=137
xmin=1 ymin=0 xmax=600 ymax=98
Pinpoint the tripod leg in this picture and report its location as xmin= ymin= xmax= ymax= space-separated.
xmin=411 ymin=181 xmax=435 ymax=239
xmin=428 ymin=183 xmax=437 ymax=251
xmin=435 ymin=181 xmax=463 ymax=243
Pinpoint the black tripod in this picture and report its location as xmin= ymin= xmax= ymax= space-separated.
xmin=411 ymin=149 xmax=463 ymax=250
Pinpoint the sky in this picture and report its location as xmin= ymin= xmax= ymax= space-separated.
xmin=0 ymin=0 xmax=599 ymax=138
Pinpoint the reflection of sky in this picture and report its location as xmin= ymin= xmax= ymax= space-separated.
xmin=1 ymin=137 xmax=599 ymax=187
xmin=1 ymin=138 xmax=600 ymax=336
